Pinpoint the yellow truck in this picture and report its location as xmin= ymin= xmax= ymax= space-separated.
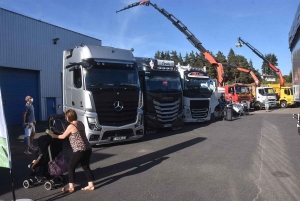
xmin=267 ymin=84 xmax=294 ymax=108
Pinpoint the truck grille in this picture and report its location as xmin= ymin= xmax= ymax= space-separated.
xmin=190 ymin=100 xmax=209 ymax=118
xmin=92 ymin=91 xmax=139 ymax=127
xmin=153 ymin=99 xmax=181 ymax=123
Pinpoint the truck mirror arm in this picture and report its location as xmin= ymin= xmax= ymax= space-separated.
xmin=66 ymin=60 xmax=92 ymax=69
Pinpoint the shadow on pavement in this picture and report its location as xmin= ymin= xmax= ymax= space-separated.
xmin=41 ymin=137 xmax=206 ymax=201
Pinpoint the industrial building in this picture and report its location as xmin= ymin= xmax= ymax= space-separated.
xmin=0 ymin=8 xmax=102 ymax=125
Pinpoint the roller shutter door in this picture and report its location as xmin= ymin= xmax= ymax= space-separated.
xmin=0 ymin=67 xmax=39 ymax=125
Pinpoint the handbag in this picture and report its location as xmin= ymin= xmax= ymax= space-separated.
xmin=48 ymin=152 xmax=69 ymax=176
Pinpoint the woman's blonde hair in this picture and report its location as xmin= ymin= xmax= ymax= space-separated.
xmin=65 ymin=109 xmax=77 ymax=122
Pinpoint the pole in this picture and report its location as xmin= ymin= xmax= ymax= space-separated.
xmin=10 ymin=168 xmax=16 ymax=201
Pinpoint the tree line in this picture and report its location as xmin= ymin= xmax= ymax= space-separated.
xmin=154 ymin=49 xmax=292 ymax=84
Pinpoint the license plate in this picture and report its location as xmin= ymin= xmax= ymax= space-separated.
xmin=163 ymin=124 xmax=172 ymax=127
xmin=113 ymin=136 xmax=126 ymax=141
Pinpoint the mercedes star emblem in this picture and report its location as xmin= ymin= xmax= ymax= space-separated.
xmin=113 ymin=101 xmax=124 ymax=111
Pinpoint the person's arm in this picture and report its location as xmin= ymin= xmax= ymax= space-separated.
xmin=31 ymin=154 xmax=43 ymax=169
xmin=23 ymin=113 xmax=27 ymax=124
xmin=23 ymin=105 xmax=28 ymax=124
xmin=50 ymin=124 xmax=73 ymax=139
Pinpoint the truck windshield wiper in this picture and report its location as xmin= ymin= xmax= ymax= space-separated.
xmin=89 ymin=83 xmax=112 ymax=87
xmin=118 ymin=83 xmax=138 ymax=87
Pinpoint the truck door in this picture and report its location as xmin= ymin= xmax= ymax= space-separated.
xmin=71 ymin=67 xmax=85 ymax=116
xmin=257 ymin=88 xmax=265 ymax=102
xmin=211 ymin=79 xmax=219 ymax=110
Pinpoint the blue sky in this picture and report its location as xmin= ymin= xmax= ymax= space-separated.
xmin=0 ymin=0 xmax=298 ymax=75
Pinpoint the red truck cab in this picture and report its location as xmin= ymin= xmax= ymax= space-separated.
xmin=221 ymin=84 xmax=252 ymax=103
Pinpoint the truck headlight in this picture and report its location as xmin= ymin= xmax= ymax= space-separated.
xmin=136 ymin=114 xmax=143 ymax=127
xmin=138 ymin=92 xmax=143 ymax=109
xmin=87 ymin=117 xmax=101 ymax=131
xmin=184 ymin=108 xmax=191 ymax=116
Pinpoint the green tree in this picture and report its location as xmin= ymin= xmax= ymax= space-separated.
xmin=284 ymin=70 xmax=292 ymax=83
xmin=214 ymin=51 xmax=226 ymax=80
xmin=248 ymin=59 xmax=262 ymax=84
xmin=160 ymin=51 xmax=165 ymax=60
xmin=178 ymin=53 xmax=184 ymax=65
xmin=154 ymin=51 xmax=161 ymax=59
xmin=261 ymin=53 xmax=278 ymax=76
xmin=189 ymin=51 xmax=196 ymax=66
xmin=165 ymin=51 xmax=171 ymax=60
xmin=170 ymin=50 xmax=179 ymax=65
xmin=235 ymin=55 xmax=250 ymax=84
xmin=184 ymin=52 xmax=190 ymax=65
xmin=226 ymin=48 xmax=238 ymax=83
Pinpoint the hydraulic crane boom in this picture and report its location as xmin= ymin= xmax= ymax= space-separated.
xmin=222 ymin=63 xmax=260 ymax=86
xmin=116 ymin=0 xmax=226 ymax=87
xmin=236 ymin=37 xmax=284 ymax=86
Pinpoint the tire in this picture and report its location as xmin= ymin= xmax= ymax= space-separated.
xmin=44 ymin=181 xmax=52 ymax=190
xmin=29 ymin=179 xmax=34 ymax=187
xmin=254 ymin=103 xmax=261 ymax=110
xmin=55 ymin=176 xmax=64 ymax=184
xmin=23 ymin=180 xmax=30 ymax=189
xmin=280 ymin=101 xmax=288 ymax=108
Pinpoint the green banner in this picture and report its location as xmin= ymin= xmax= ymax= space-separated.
xmin=0 ymin=88 xmax=10 ymax=168
xmin=0 ymin=137 xmax=9 ymax=168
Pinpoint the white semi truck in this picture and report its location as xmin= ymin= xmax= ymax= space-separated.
xmin=48 ymin=45 xmax=144 ymax=145
xmin=177 ymin=64 xmax=219 ymax=122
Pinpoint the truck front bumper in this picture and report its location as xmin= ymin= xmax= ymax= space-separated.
xmin=145 ymin=113 xmax=183 ymax=129
xmin=87 ymin=110 xmax=144 ymax=145
xmin=87 ymin=124 xmax=144 ymax=145
xmin=183 ymin=116 xmax=210 ymax=123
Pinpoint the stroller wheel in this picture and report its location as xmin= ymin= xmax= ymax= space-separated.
xmin=29 ymin=179 xmax=34 ymax=187
xmin=23 ymin=180 xmax=30 ymax=189
xmin=44 ymin=181 xmax=52 ymax=190
xmin=56 ymin=176 xmax=64 ymax=184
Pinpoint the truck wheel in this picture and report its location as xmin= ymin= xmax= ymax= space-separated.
xmin=280 ymin=101 xmax=287 ymax=108
xmin=254 ymin=103 xmax=261 ymax=110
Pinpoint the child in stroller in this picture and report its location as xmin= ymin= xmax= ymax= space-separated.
xmin=23 ymin=134 xmax=65 ymax=190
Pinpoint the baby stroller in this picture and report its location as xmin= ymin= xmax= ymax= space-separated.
xmin=23 ymin=134 xmax=65 ymax=190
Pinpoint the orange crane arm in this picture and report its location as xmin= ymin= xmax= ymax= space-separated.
xmin=117 ymin=0 xmax=225 ymax=86
xmin=237 ymin=37 xmax=284 ymax=86
xmin=223 ymin=63 xmax=260 ymax=86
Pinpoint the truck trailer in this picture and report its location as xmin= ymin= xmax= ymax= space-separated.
xmin=49 ymin=45 xmax=144 ymax=145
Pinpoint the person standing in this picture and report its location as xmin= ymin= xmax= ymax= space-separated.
xmin=49 ymin=109 xmax=94 ymax=192
xmin=23 ymin=96 xmax=37 ymax=150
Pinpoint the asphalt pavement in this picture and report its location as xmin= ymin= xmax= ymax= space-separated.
xmin=1 ymin=108 xmax=300 ymax=201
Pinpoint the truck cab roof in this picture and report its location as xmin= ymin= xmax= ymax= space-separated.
xmin=66 ymin=45 xmax=135 ymax=63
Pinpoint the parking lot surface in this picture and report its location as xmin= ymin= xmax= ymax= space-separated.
xmin=1 ymin=108 xmax=300 ymax=201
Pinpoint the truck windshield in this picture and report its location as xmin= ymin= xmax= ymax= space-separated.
xmin=145 ymin=76 xmax=182 ymax=92
xmin=85 ymin=67 xmax=139 ymax=88
xmin=235 ymin=86 xmax=250 ymax=94
xmin=184 ymin=77 xmax=212 ymax=98
xmin=264 ymin=88 xmax=275 ymax=94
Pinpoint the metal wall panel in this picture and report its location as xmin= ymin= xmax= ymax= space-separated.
xmin=0 ymin=8 xmax=102 ymax=120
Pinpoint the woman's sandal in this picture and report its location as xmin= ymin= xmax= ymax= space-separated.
xmin=61 ymin=187 xmax=75 ymax=193
xmin=81 ymin=186 xmax=94 ymax=191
